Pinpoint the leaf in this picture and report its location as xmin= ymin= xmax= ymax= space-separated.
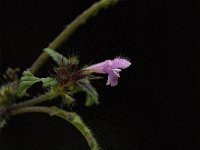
xmin=17 ymin=70 xmax=58 ymax=98
xmin=68 ymin=55 xmax=79 ymax=65
xmin=40 ymin=77 xmax=58 ymax=89
xmin=44 ymin=48 xmax=68 ymax=65
xmin=61 ymin=94 xmax=75 ymax=105
xmin=85 ymin=95 xmax=97 ymax=106
xmin=77 ymin=79 xmax=99 ymax=106
xmin=17 ymin=70 xmax=40 ymax=97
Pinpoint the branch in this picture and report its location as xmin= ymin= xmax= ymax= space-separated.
xmin=30 ymin=0 xmax=118 ymax=74
xmin=0 ymin=90 xmax=58 ymax=116
xmin=10 ymin=106 xmax=100 ymax=150
xmin=11 ymin=90 xmax=58 ymax=109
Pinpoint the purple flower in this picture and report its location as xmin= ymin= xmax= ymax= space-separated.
xmin=85 ymin=57 xmax=131 ymax=86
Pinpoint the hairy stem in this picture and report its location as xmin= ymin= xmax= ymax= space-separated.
xmin=11 ymin=90 xmax=58 ymax=109
xmin=10 ymin=106 xmax=100 ymax=150
xmin=30 ymin=0 xmax=118 ymax=74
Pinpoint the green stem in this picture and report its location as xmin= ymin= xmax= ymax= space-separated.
xmin=10 ymin=106 xmax=100 ymax=150
xmin=12 ymin=90 xmax=58 ymax=109
xmin=30 ymin=0 xmax=118 ymax=74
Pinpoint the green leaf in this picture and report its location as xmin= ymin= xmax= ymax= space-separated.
xmin=44 ymin=48 xmax=68 ymax=65
xmin=61 ymin=94 xmax=75 ymax=105
xmin=17 ymin=70 xmax=40 ymax=97
xmin=17 ymin=70 xmax=58 ymax=98
xmin=77 ymin=79 xmax=99 ymax=106
xmin=40 ymin=77 xmax=58 ymax=89
xmin=85 ymin=95 xmax=97 ymax=106
xmin=68 ymin=55 xmax=79 ymax=65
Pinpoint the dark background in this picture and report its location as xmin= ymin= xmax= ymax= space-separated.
xmin=0 ymin=0 xmax=200 ymax=150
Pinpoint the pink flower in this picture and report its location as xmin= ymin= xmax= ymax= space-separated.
xmin=85 ymin=57 xmax=131 ymax=86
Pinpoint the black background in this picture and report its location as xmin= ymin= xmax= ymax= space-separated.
xmin=0 ymin=0 xmax=200 ymax=150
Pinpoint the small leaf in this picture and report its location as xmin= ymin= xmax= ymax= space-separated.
xmin=77 ymin=79 xmax=99 ymax=106
xmin=68 ymin=55 xmax=79 ymax=65
xmin=17 ymin=70 xmax=40 ymax=97
xmin=61 ymin=94 xmax=75 ymax=105
xmin=44 ymin=48 xmax=68 ymax=65
xmin=85 ymin=95 xmax=96 ymax=106
xmin=17 ymin=71 xmax=58 ymax=98
xmin=40 ymin=77 xmax=58 ymax=89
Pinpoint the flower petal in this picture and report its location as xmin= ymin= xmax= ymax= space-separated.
xmin=112 ymin=69 xmax=121 ymax=77
xmin=86 ymin=60 xmax=112 ymax=74
xmin=106 ymin=72 xmax=118 ymax=86
xmin=112 ymin=57 xmax=131 ymax=69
